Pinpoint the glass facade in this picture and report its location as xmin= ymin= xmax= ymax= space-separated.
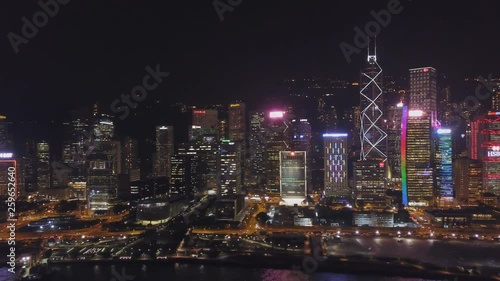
xmin=404 ymin=110 xmax=435 ymax=207
xmin=323 ymin=134 xmax=349 ymax=197
xmin=435 ymin=129 xmax=453 ymax=206
xmin=280 ymin=151 xmax=306 ymax=198
xmin=354 ymin=160 xmax=386 ymax=210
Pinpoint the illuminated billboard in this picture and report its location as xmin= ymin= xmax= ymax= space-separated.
xmin=269 ymin=111 xmax=284 ymax=118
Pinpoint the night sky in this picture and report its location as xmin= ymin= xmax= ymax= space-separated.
xmin=1 ymin=0 xmax=499 ymax=122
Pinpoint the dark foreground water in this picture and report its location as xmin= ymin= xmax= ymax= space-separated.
xmin=1 ymin=264 xmax=445 ymax=281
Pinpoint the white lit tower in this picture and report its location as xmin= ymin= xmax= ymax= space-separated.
xmin=359 ymin=38 xmax=387 ymax=161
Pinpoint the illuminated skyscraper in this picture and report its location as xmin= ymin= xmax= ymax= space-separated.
xmin=0 ymin=115 xmax=11 ymax=150
xmin=190 ymin=109 xmax=218 ymax=140
xmin=122 ymin=137 xmax=140 ymax=182
xmin=386 ymin=103 xmax=404 ymax=181
xmin=359 ymin=39 xmax=387 ymax=161
xmin=476 ymin=112 xmax=500 ymax=196
xmin=36 ymin=141 xmax=51 ymax=190
xmin=154 ymin=126 xmax=174 ymax=178
xmin=409 ymin=67 xmax=438 ymax=127
xmin=323 ymin=133 xmax=349 ymax=198
xmin=356 ymin=40 xmax=387 ymax=209
xmin=402 ymin=108 xmax=435 ymax=207
xmin=218 ymin=140 xmax=242 ymax=198
xmin=280 ymin=151 xmax=307 ymax=204
xmin=435 ymin=128 xmax=453 ymax=207
xmin=87 ymin=116 xmax=119 ymax=212
xmin=291 ymin=119 xmax=312 ymax=191
xmin=228 ymin=103 xmax=246 ymax=142
xmin=246 ymin=111 xmax=266 ymax=186
xmin=265 ymin=111 xmax=290 ymax=194
xmin=354 ymin=160 xmax=386 ymax=210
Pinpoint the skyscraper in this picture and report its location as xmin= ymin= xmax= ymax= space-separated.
xmin=36 ymin=141 xmax=51 ymax=190
xmin=265 ymin=111 xmax=290 ymax=194
xmin=476 ymin=112 xmax=500 ymax=196
xmin=409 ymin=67 xmax=438 ymax=127
xmin=122 ymin=137 xmax=140 ymax=182
xmin=402 ymin=108 xmax=435 ymax=207
xmin=435 ymin=128 xmax=453 ymax=207
xmin=154 ymin=126 xmax=174 ymax=178
xmin=0 ymin=115 xmax=11 ymax=151
xmin=280 ymin=151 xmax=307 ymax=204
xmin=359 ymin=40 xmax=387 ymax=161
xmin=87 ymin=116 xmax=119 ymax=212
xmin=386 ymin=102 xmax=404 ymax=181
xmin=218 ymin=140 xmax=242 ymax=198
xmin=354 ymin=160 xmax=386 ymax=210
xmin=190 ymin=109 xmax=218 ymax=140
xmin=356 ymin=40 xmax=387 ymax=210
xmin=323 ymin=133 xmax=349 ymax=198
xmin=228 ymin=103 xmax=246 ymax=142
xmin=246 ymin=111 xmax=266 ymax=186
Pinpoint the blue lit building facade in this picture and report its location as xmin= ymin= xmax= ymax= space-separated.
xmin=435 ymin=128 xmax=453 ymax=207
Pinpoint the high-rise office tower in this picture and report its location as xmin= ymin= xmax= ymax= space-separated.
xmin=280 ymin=151 xmax=307 ymax=204
xmin=246 ymin=111 xmax=266 ymax=186
xmin=401 ymin=108 xmax=435 ymax=208
xmin=87 ymin=153 xmax=116 ymax=211
xmin=291 ymin=119 xmax=312 ymax=191
xmin=356 ymin=40 xmax=387 ymax=210
xmin=386 ymin=103 xmax=404 ymax=181
xmin=36 ymin=141 xmax=51 ymax=190
xmin=218 ymin=140 xmax=242 ymax=198
xmin=0 ymin=115 xmax=11 ymax=150
xmin=228 ymin=103 xmax=246 ymax=142
xmin=435 ymin=128 xmax=453 ymax=207
xmin=359 ymin=40 xmax=387 ymax=161
xmin=323 ymin=133 xmax=349 ymax=198
xmin=475 ymin=112 xmax=500 ymax=196
xmin=62 ymin=116 xmax=91 ymax=184
xmin=170 ymin=155 xmax=187 ymax=195
xmin=87 ymin=116 xmax=119 ymax=212
xmin=354 ymin=160 xmax=386 ymax=210
xmin=153 ymin=126 xmax=174 ymax=178
xmin=265 ymin=111 xmax=290 ymax=194
xmin=176 ymin=141 xmax=218 ymax=194
xmin=409 ymin=67 xmax=438 ymax=127
xmin=454 ymin=157 xmax=482 ymax=206
xmin=23 ymin=140 xmax=37 ymax=193
xmin=190 ymin=109 xmax=218 ymax=140
xmin=122 ymin=137 xmax=140 ymax=182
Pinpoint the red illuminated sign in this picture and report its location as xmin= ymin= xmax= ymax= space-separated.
xmin=423 ymin=68 xmax=429 ymax=72
xmin=379 ymin=162 xmax=385 ymax=168
xmin=194 ymin=110 xmax=206 ymax=114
